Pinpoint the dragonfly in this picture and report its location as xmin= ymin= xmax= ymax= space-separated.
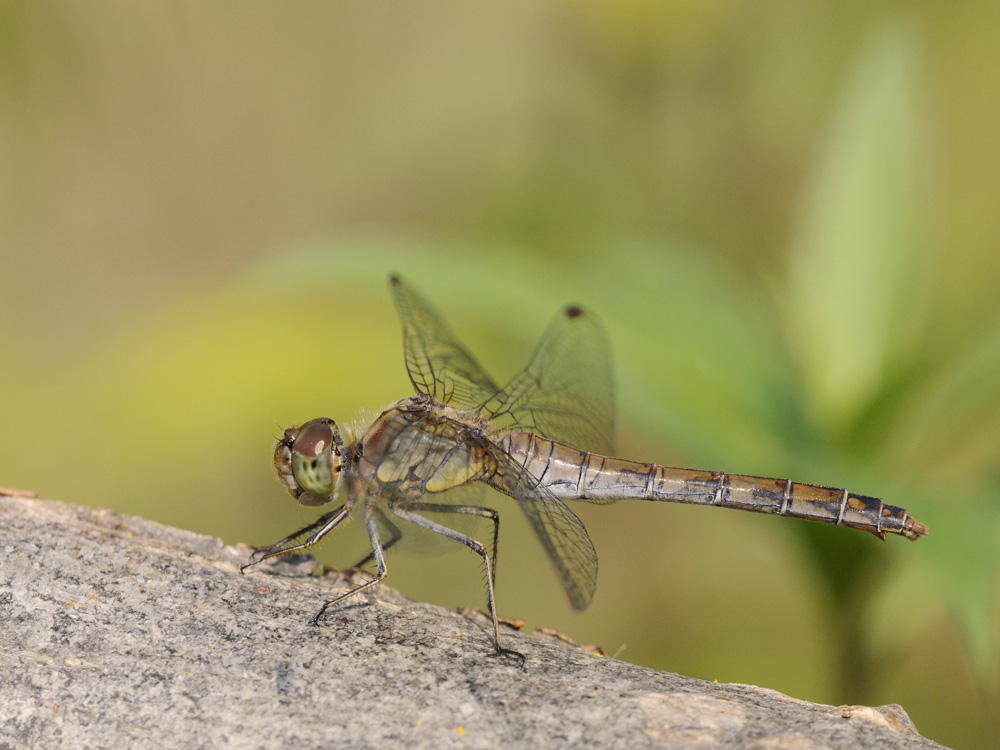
xmin=244 ymin=275 xmax=928 ymax=658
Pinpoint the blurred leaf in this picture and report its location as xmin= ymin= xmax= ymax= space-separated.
xmin=914 ymin=491 xmax=1000 ymax=686
xmin=884 ymin=311 xmax=1000 ymax=480
xmin=858 ymin=479 xmax=1000 ymax=691
xmin=786 ymin=22 xmax=929 ymax=433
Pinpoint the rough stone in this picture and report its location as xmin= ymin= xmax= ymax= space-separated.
xmin=0 ymin=495 xmax=948 ymax=749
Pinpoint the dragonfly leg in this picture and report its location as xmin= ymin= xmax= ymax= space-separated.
xmin=350 ymin=507 xmax=403 ymax=569
xmin=397 ymin=501 xmax=501 ymax=589
xmin=312 ymin=506 xmax=388 ymax=625
xmin=241 ymin=504 xmax=350 ymax=572
xmin=389 ymin=500 xmax=522 ymax=664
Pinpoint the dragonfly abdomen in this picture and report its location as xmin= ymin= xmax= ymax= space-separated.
xmin=498 ymin=433 xmax=928 ymax=541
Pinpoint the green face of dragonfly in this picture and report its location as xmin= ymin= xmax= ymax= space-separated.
xmin=274 ymin=418 xmax=343 ymax=506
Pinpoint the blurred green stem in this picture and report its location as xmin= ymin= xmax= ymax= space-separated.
xmin=801 ymin=526 xmax=884 ymax=704
xmin=830 ymin=556 xmax=879 ymax=704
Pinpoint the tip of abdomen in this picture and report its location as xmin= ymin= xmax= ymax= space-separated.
xmin=903 ymin=518 xmax=929 ymax=540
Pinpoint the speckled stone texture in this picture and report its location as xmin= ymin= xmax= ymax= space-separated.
xmin=0 ymin=495 xmax=947 ymax=749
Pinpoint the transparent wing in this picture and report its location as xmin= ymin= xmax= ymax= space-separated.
xmin=484 ymin=441 xmax=598 ymax=611
xmin=391 ymin=275 xmax=615 ymax=453
xmin=391 ymin=275 xmax=500 ymax=408
xmin=481 ymin=306 xmax=615 ymax=455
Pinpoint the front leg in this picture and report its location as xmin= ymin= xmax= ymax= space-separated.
xmin=312 ymin=500 xmax=389 ymax=624
xmin=241 ymin=504 xmax=350 ymax=572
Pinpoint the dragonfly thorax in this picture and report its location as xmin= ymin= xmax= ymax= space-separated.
xmin=273 ymin=418 xmax=344 ymax=506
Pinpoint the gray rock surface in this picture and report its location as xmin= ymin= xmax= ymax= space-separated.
xmin=0 ymin=494 xmax=947 ymax=749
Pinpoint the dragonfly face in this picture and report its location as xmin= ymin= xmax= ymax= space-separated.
xmin=273 ymin=417 xmax=343 ymax=506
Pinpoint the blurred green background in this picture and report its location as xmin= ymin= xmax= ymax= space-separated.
xmin=2 ymin=3 xmax=998 ymax=747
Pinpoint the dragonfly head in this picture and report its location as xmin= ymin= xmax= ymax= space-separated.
xmin=273 ymin=418 xmax=344 ymax=506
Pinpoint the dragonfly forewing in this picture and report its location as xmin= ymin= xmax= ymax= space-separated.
xmin=391 ymin=276 xmax=500 ymax=408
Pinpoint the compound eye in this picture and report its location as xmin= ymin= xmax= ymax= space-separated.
xmin=285 ymin=419 xmax=342 ymax=504
xmin=294 ymin=421 xmax=335 ymax=458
